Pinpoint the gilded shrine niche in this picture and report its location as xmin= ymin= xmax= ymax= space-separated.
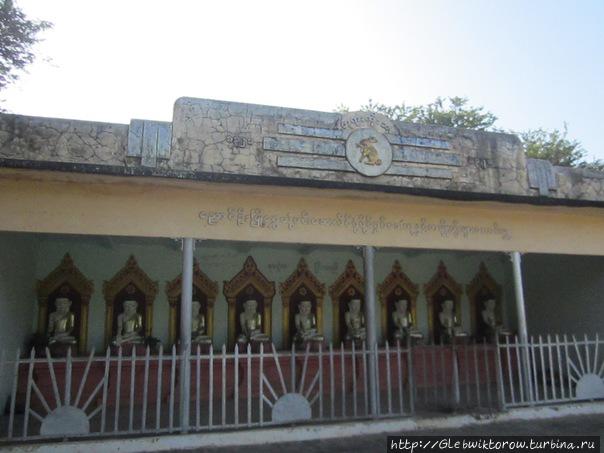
xmin=36 ymin=254 xmax=94 ymax=355
xmin=329 ymin=260 xmax=365 ymax=346
xmin=279 ymin=258 xmax=326 ymax=349
xmin=224 ymin=256 xmax=275 ymax=350
xmin=466 ymin=262 xmax=503 ymax=342
xmin=103 ymin=256 xmax=158 ymax=349
xmin=424 ymin=261 xmax=464 ymax=345
xmin=166 ymin=259 xmax=218 ymax=347
xmin=377 ymin=260 xmax=420 ymax=344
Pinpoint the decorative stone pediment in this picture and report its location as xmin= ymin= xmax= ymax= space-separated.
xmin=223 ymin=256 xmax=275 ymax=302
xmin=328 ymin=260 xmax=364 ymax=300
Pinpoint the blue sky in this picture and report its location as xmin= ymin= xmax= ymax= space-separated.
xmin=3 ymin=0 xmax=603 ymax=160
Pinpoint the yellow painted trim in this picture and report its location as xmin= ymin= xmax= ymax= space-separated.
xmin=2 ymin=169 xmax=604 ymax=255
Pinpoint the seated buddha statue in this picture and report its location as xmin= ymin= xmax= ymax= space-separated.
xmin=191 ymin=300 xmax=212 ymax=345
xmin=114 ymin=299 xmax=144 ymax=345
xmin=293 ymin=300 xmax=323 ymax=346
xmin=47 ymin=297 xmax=77 ymax=345
xmin=344 ymin=298 xmax=366 ymax=343
xmin=481 ymin=299 xmax=511 ymax=340
xmin=438 ymin=299 xmax=467 ymax=344
xmin=237 ymin=299 xmax=269 ymax=343
xmin=392 ymin=299 xmax=423 ymax=344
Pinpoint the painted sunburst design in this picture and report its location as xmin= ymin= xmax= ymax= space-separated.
xmin=568 ymin=335 xmax=604 ymax=400
xmin=255 ymin=343 xmax=322 ymax=424
xmin=24 ymin=347 xmax=108 ymax=437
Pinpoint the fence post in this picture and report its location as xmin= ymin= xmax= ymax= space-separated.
xmin=451 ymin=343 xmax=460 ymax=409
xmin=494 ymin=334 xmax=506 ymax=410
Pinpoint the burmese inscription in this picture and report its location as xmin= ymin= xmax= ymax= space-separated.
xmin=198 ymin=207 xmax=512 ymax=241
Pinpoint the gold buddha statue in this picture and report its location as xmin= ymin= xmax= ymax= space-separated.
xmin=438 ymin=299 xmax=467 ymax=343
xmin=392 ymin=299 xmax=423 ymax=344
xmin=191 ymin=300 xmax=211 ymax=345
xmin=344 ymin=298 xmax=366 ymax=342
xmin=114 ymin=299 xmax=144 ymax=345
xmin=238 ymin=299 xmax=269 ymax=343
xmin=294 ymin=300 xmax=323 ymax=346
xmin=47 ymin=297 xmax=77 ymax=345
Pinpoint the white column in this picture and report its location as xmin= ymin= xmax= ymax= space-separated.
xmin=510 ymin=251 xmax=528 ymax=343
xmin=510 ymin=251 xmax=533 ymax=402
xmin=362 ymin=245 xmax=379 ymax=417
xmin=179 ymin=238 xmax=194 ymax=432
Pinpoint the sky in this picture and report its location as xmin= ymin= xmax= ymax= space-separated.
xmin=3 ymin=0 xmax=604 ymax=161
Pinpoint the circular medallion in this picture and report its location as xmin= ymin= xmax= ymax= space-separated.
xmin=345 ymin=128 xmax=392 ymax=177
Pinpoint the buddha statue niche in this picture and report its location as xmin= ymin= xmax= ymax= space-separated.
xmin=191 ymin=300 xmax=211 ymax=345
xmin=438 ymin=299 xmax=467 ymax=344
xmin=392 ymin=299 xmax=423 ymax=344
xmin=481 ymin=299 xmax=511 ymax=340
xmin=344 ymin=298 xmax=366 ymax=343
xmin=114 ymin=300 xmax=144 ymax=346
xmin=47 ymin=297 xmax=77 ymax=345
xmin=238 ymin=299 xmax=269 ymax=344
xmin=294 ymin=300 xmax=324 ymax=347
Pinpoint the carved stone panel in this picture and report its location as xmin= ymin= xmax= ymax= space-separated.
xmin=223 ymin=256 xmax=275 ymax=349
xmin=36 ymin=254 xmax=94 ymax=355
xmin=279 ymin=258 xmax=326 ymax=349
xmin=328 ymin=260 xmax=364 ymax=346
xmin=166 ymin=259 xmax=218 ymax=346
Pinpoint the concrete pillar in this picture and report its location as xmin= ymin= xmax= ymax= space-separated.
xmin=179 ymin=238 xmax=194 ymax=432
xmin=510 ymin=251 xmax=533 ymax=402
xmin=362 ymin=245 xmax=378 ymax=417
xmin=510 ymin=252 xmax=528 ymax=344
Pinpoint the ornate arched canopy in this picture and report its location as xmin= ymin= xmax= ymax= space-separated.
xmin=377 ymin=260 xmax=419 ymax=343
xmin=424 ymin=261 xmax=463 ymax=344
xmin=466 ymin=262 xmax=502 ymax=339
xmin=279 ymin=258 xmax=326 ymax=349
xmin=103 ymin=255 xmax=158 ymax=348
xmin=36 ymin=254 xmax=94 ymax=354
xmin=166 ymin=259 xmax=219 ymax=346
xmin=328 ymin=260 xmax=364 ymax=345
xmin=224 ymin=256 xmax=275 ymax=349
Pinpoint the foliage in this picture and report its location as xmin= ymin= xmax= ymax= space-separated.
xmin=339 ymin=97 xmax=498 ymax=131
xmin=0 ymin=0 xmax=51 ymax=92
xmin=519 ymin=124 xmax=586 ymax=167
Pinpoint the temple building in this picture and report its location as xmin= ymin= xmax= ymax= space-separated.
xmin=0 ymin=97 xmax=602 ymax=444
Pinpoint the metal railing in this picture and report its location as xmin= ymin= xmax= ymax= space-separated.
xmin=499 ymin=334 xmax=604 ymax=408
xmin=1 ymin=334 xmax=602 ymax=442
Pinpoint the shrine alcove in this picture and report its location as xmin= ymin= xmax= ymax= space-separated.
xmin=223 ymin=256 xmax=275 ymax=350
xmin=103 ymin=255 xmax=158 ymax=349
xmin=328 ymin=260 xmax=365 ymax=346
xmin=377 ymin=260 xmax=419 ymax=344
xmin=36 ymin=253 xmax=94 ymax=355
xmin=279 ymin=258 xmax=325 ymax=349
xmin=166 ymin=259 xmax=218 ymax=347
xmin=424 ymin=261 xmax=463 ymax=345
xmin=466 ymin=262 xmax=503 ymax=342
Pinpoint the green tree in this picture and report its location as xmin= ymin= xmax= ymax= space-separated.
xmin=0 ymin=0 xmax=51 ymax=92
xmin=520 ymin=124 xmax=585 ymax=167
xmin=338 ymin=96 xmax=497 ymax=130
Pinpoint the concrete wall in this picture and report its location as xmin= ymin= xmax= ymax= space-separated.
xmin=31 ymin=234 xmax=514 ymax=351
xmin=0 ymin=233 xmax=36 ymax=411
xmin=523 ymin=254 xmax=604 ymax=337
